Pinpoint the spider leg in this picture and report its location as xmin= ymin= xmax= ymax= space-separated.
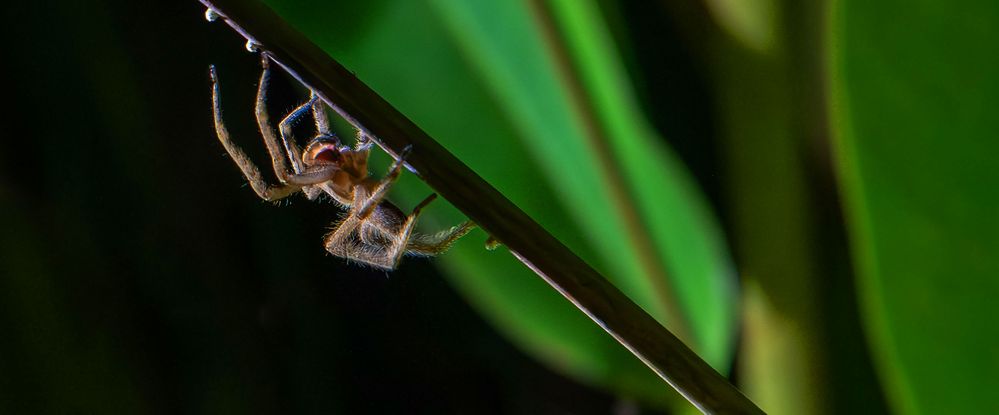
xmin=406 ymin=220 xmax=476 ymax=256
xmin=379 ymin=193 xmax=440 ymax=267
xmin=278 ymin=94 xmax=323 ymax=200
xmin=312 ymin=92 xmax=333 ymax=138
xmin=278 ymin=95 xmax=317 ymax=169
xmin=348 ymin=130 xmax=373 ymax=180
xmin=354 ymin=130 xmax=374 ymax=152
xmin=254 ymin=56 xmax=300 ymax=186
xmin=210 ymin=65 xmax=340 ymax=201
xmin=355 ymin=146 xmax=412 ymax=220
xmin=211 ymin=65 xmax=297 ymax=201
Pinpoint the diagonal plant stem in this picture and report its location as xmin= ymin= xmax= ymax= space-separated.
xmin=198 ymin=0 xmax=763 ymax=413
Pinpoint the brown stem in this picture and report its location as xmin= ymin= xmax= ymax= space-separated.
xmin=198 ymin=1 xmax=763 ymax=413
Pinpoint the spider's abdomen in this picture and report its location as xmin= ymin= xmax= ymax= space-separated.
xmin=370 ymin=201 xmax=406 ymax=230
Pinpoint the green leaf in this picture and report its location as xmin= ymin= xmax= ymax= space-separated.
xmin=830 ymin=0 xmax=999 ymax=413
xmin=543 ymin=0 xmax=737 ymax=369
xmin=266 ymin=0 xmax=737 ymax=405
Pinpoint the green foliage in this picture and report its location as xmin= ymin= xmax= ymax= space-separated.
xmin=267 ymin=0 xmax=738 ymax=406
xmin=830 ymin=0 xmax=999 ymax=413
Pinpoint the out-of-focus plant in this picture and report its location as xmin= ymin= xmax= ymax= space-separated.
xmin=830 ymin=0 xmax=999 ymax=413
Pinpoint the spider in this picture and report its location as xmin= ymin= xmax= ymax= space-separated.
xmin=209 ymin=57 xmax=474 ymax=270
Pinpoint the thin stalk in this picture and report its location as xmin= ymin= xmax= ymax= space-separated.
xmin=198 ymin=1 xmax=763 ymax=413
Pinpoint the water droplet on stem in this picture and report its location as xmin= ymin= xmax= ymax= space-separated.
xmin=204 ymin=8 xmax=220 ymax=22
xmin=245 ymin=40 xmax=261 ymax=53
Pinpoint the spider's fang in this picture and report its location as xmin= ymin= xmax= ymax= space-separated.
xmin=315 ymin=148 xmax=340 ymax=163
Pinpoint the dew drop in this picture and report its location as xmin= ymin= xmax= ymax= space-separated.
xmin=245 ymin=39 xmax=261 ymax=53
xmin=204 ymin=8 xmax=220 ymax=22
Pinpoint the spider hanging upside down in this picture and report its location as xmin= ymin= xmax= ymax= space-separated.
xmin=209 ymin=57 xmax=474 ymax=270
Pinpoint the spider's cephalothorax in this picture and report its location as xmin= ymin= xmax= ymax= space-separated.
xmin=209 ymin=57 xmax=473 ymax=270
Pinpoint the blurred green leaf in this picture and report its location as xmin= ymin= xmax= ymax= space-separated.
xmin=266 ymin=0 xmax=737 ymax=405
xmin=702 ymin=0 xmax=779 ymax=53
xmin=544 ymin=0 xmax=737 ymax=368
xmin=830 ymin=0 xmax=999 ymax=413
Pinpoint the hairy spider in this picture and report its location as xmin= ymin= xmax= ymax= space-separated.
xmin=209 ymin=57 xmax=474 ymax=270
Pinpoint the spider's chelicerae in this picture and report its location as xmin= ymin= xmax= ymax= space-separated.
xmin=209 ymin=57 xmax=474 ymax=270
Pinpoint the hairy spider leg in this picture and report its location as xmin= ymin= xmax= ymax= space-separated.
xmin=210 ymin=64 xmax=337 ymax=202
xmin=406 ymin=220 xmax=477 ymax=256
xmin=311 ymin=92 xmax=333 ymax=137
xmin=278 ymin=94 xmax=323 ymax=200
xmin=341 ymin=145 xmax=409 ymax=221
xmin=254 ymin=56 xmax=301 ymax=186
xmin=354 ymin=130 xmax=375 ymax=152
